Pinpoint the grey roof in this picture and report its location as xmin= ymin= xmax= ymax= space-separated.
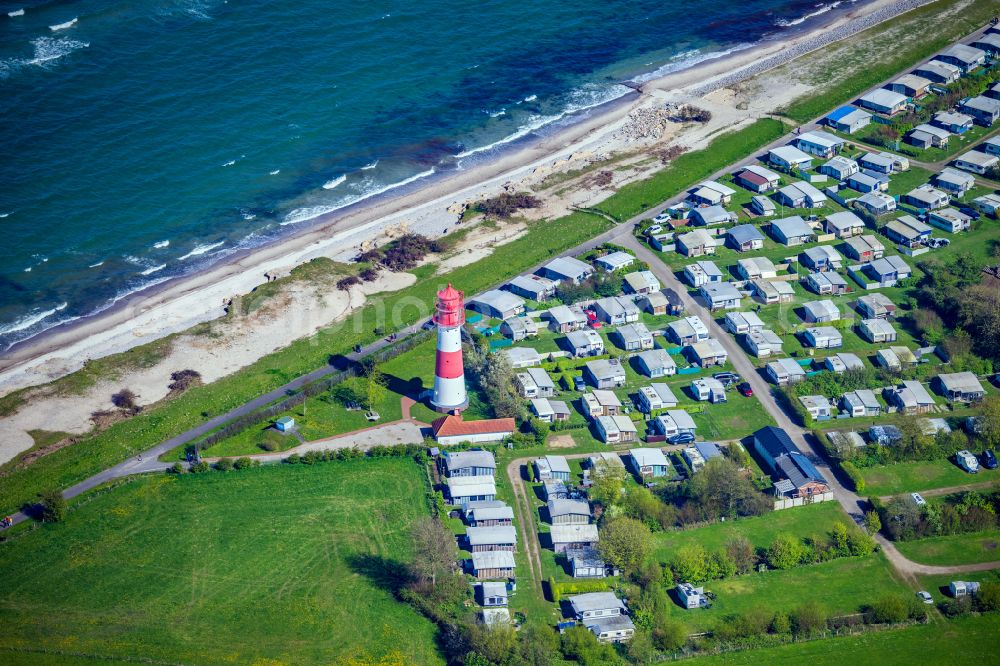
xmin=636 ymin=349 xmax=677 ymax=373
xmin=937 ymin=43 xmax=986 ymax=65
xmin=548 ymin=498 xmax=591 ymax=518
xmin=769 ymin=145 xmax=812 ymax=164
xmin=803 ymin=300 xmax=840 ymax=320
xmin=695 ymin=441 xmax=723 ymax=460
xmin=444 ymin=450 xmax=497 ymax=472
xmin=728 ymin=224 xmax=765 ymax=245
xmin=569 ymin=591 xmax=625 ymax=615
xmin=642 ymin=383 xmax=679 ymax=405
xmin=543 ymin=256 xmax=593 ymax=280
xmin=825 ymin=211 xmax=864 ymax=231
xmin=469 ymin=289 xmax=525 ymax=315
xmin=702 ymin=282 xmax=742 ymax=302
xmin=769 ymin=357 xmax=807 ymax=377
xmin=466 ymin=525 xmax=518 ymax=546
xmin=567 ymin=329 xmax=603 ymax=349
xmin=691 ymin=205 xmax=733 ymax=224
xmin=467 ymin=503 xmax=515 ymax=523
xmin=937 ymin=372 xmax=985 ymax=394
xmin=828 ymin=352 xmax=864 ymax=371
xmin=551 ymin=523 xmax=600 ymax=544
xmin=859 ymin=88 xmax=907 ymax=110
xmin=544 ymin=454 xmax=571 ymax=474
xmin=630 ymin=447 xmax=669 ymax=467
xmin=525 ymin=367 xmax=555 ymax=389
xmin=471 ymin=550 xmax=516 ymax=570
xmin=771 ymin=216 xmax=813 ymax=239
xmin=585 ymin=358 xmax=625 ymax=381
xmin=507 ymin=274 xmax=555 ymax=295
xmin=447 ymin=476 xmax=498 ymax=497
xmin=894 ymin=380 xmax=936 ymax=407
xmin=504 ymin=346 xmax=542 ymax=367
xmin=585 ymin=614 xmax=636 ymax=635
xmin=843 ymin=389 xmax=881 ymax=411
xmin=802 ymin=245 xmax=843 ymax=265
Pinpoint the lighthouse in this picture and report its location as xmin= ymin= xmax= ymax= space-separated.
xmin=431 ymin=284 xmax=468 ymax=413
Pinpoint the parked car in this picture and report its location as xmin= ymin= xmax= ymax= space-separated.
xmin=646 ymin=224 xmax=664 ymax=235
xmin=737 ymin=382 xmax=753 ymax=397
xmin=983 ymin=449 xmax=999 ymax=470
xmin=668 ymin=432 xmax=696 ymax=445
xmin=926 ymin=237 xmax=950 ymax=249
xmin=916 ymin=591 xmax=933 ymax=605
xmin=653 ymin=212 xmax=671 ymax=223
xmin=573 ymin=375 xmax=586 ymax=391
xmin=713 ymin=372 xmax=740 ymax=387
xmin=911 ymin=492 xmax=926 ymax=506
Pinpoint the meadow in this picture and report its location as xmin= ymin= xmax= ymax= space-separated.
xmin=0 ymin=459 xmax=444 ymax=666
xmin=860 ymin=459 xmax=1000 ymax=497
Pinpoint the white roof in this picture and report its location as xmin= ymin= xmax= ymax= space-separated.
xmin=697 ymin=180 xmax=737 ymax=197
xmin=690 ymin=338 xmax=727 ymax=360
xmin=859 ymin=88 xmax=907 ymax=110
xmin=551 ymin=523 xmax=600 ymax=544
xmin=825 ymin=211 xmax=864 ymax=231
xmin=956 ymin=150 xmax=999 ymax=168
xmin=469 ymin=289 xmax=525 ymax=315
xmin=769 ymin=357 xmax=806 ymax=376
xmin=862 ymin=318 xmax=896 ymax=338
xmin=467 ymin=526 xmax=517 ymax=546
xmin=630 ymin=447 xmax=669 ymax=467
xmin=568 ymin=591 xmax=623 ymax=614
xmin=661 ymin=409 xmax=696 ymax=431
xmin=447 ymin=476 xmax=498 ymax=497
xmin=596 ymin=251 xmax=635 ymax=270
xmin=772 ymin=215 xmax=813 ymax=239
xmin=544 ymin=454 xmax=571 ymax=474
xmin=544 ymin=256 xmax=592 ymax=280
xmin=726 ymin=310 xmax=765 ymax=329
xmin=938 ymin=43 xmax=986 ymax=64
xmin=741 ymin=164 xmax=781 ymax=181
xmin=770 ymin=145 xmax=812 ymax=164
xmin=797 ymin=130 xmax=844 ymax=150
xmin=890 ymin=73 xmax=931 ymax=91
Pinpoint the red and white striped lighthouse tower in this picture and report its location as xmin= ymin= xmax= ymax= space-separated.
xmin=431 ymin=284 xmax=468 ymax=413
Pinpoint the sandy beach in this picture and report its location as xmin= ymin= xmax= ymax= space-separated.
xmin=0 ymin=0 xmax=946 ymax=463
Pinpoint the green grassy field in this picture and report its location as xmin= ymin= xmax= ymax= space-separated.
xmin=685 ymin=613 xmax=1000 ymax=665
xmin=860 ymin=459 xmax=1000 ymax=497
xmin=651 ymin=501 xmax=856 ymax=564
xmin=662 ymin=553 xmax=905 ymax=633
xmin=895 ymin=530 xmax=1000 ymax=566
xmin=0 ymin=459 xmax=444 ymax=666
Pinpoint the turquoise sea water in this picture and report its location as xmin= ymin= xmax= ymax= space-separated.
xmin=0 ymin=0 xmax=861 ymax=350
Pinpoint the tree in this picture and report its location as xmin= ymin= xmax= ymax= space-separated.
xmin=863 ymin=510 xmax=882 ymax=535
xmin=37 ymin=489 xmax=67 ymax=523
xmin=516 ymin=624 xmax=560 ymax=666
xmin=625 ymin=630 xmax=656 ymax=664
xmin=791 ymin=601 xmax=827 ymax=636
xmin=671 ymin=543 xmax=710 ymax=583
xmin=977 ymin=583 xmax=1000 ymax=612
xmin=726 ymin=535 xmax=757 ymax=574
xmin=597 ymin=517 xmax=652 ymax=576
xmin=766 ymin=534 xmax=805 ymax=570
xmin=769 ymin=611 xmax=791 ymax=634
xmin=978 ymin=396 xmax=1000 ymax=452
xmin=830 ymin=521 xmax=850 ymax=555
xmin=364 ymin=364 xmax=388 ymax=412
xmin=466 ymin=621 xmax=517 ymax=665
xmin=688 ymin=457 xmax=770 ymax=519
xmin=589 ymin=460 xmax=626 ymax=510
xmin=559 ymin=625 xmax=621 ymax=665
xmin=409 ymin=516 xmax=455 ymax=589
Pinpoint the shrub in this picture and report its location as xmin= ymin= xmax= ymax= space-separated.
xmin=336 ymin=275 xmax=361 ymax=290
xmin=869 ymin=594 xmax=909 ymax=624
xmin=37 ymin=489 xmax=67 ymax=523
xmin=168 ymin=369 xmax=202 ymax=393
xmin=167 ymin=462 xmax=185 ymax=474
xmin=233 ymin=456 xmax=256 ymax=470
xmin=111 ymin=388 xmax=142 ymax=415
xmin=189 ymin=461 xmax=210 ymax=473
xmin=214 ymin=458 xmax=234 ymax=472
xmin=477 ymin=192 xmax=541 ymax=219
xmin=766 ymin=534 xmax=806 ymax=570
xmin=791 ymin=601 xmax=827 ymax=637
xmin=840 ymin=461 xmax=866 ymax=493
xmin=978 ymin=583 xmax=1000 ymax=612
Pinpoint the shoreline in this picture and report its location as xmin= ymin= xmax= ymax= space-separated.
xmin=0 ymin=0 xmax=922 ymax=393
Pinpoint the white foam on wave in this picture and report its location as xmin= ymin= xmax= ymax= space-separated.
xmin=221 ymin=159 xmax=236 ymax=167
xmin=8 ymin=8 xmax=24 ymax=17
xmin=631 ymin=43 xmax=754 ymax=84
xmin=281 ymin=167 xmax=436 ymax=227
xmin=239 ymin=209 xmax=256 ymax=220
xmin=178 ymin=240 xmax=225 ymax=260
xmin=362 ymin=161 xmax=378 ymax=170
xmin=0 ymin=212 xmax=12 ymax=218
xmin=0 ymin=36 xmax=90 ymax=79
xmin=0 ymin=302 xmax=67 ymax=336
xmin=454 ymin=83 xmax=629 ymax=163
xmin=322 ymin=174 xmax=347 ymax=190
xmin=89 ymin=261 xmax=104 ymax=268
xmin=523 ymin=94 xmax=538 ymax=103
xmin=141 ymin=263 xmax=167 ymax=276
xmin=269 ymin=169 xmax=281 ymax=175
xmin=49 ymin=17 xmax=77 ymax=31
xmin=776 ymin=1 xmax=843 ymax=27
xmin=488 ymin=108 xmax=506 ymax=118
xmin=153 ymin=240 xmax=170 ymax=249
xmin=23 ymin=267 xmax=31 ymax=272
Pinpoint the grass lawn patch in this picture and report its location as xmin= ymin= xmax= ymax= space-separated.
xmin=662 ymin=553 xmax=905 ymax=633
xmin=895 ymin=530 xmax=1000 ymax=566
xmin=860 ymin=459 xmax=1000 ymax=496
xmin=0 ymin=459 xmax=443 ymax=666
xmin=685 ymin=613 xmax=1000 ymax=665
xmin=651 ymin=501 xmax=856 ymax=564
